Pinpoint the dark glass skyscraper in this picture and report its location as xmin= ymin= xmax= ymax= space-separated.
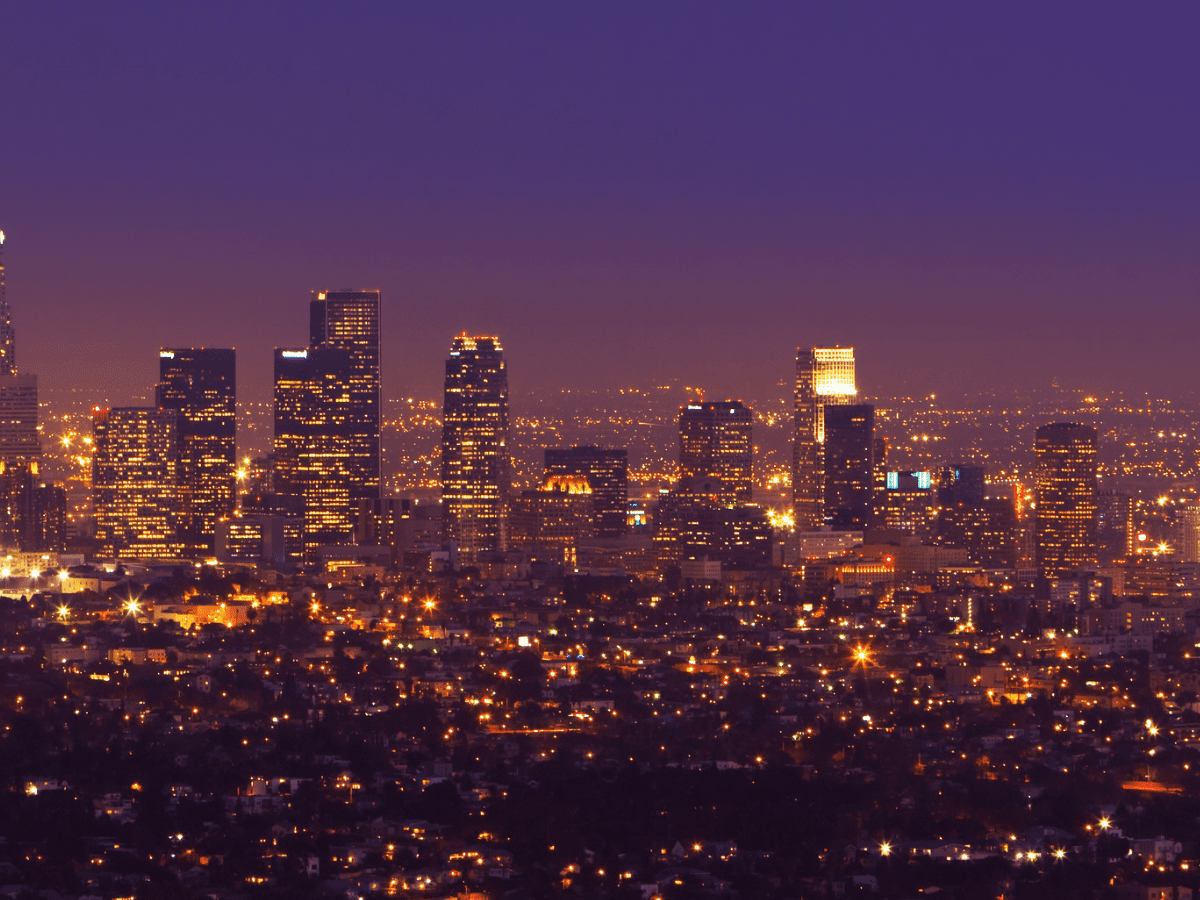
xmin=679 ymin=400 xmax=753 ymax=507
xmin=274 ymin=347 xmax=355 ymax=554
xmin=0 ymin=232 xmax=39 ymax=465
xmin=310 ymin=291 xmax=381 ymax=501
xmin=157 ymin=348 xmax=236 ymax=555
xmin=1034 ymin=423 xmax=1098 ymax=579
xmin=823 ymin=403 xmax=874 ymax=530
xmin=544 ymin=446 xmax=629 ymax=538
xmin=441 ymin=336 xmax=510 ymax=559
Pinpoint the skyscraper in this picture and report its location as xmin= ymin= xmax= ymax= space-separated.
xmin=310 ymin=291 xmax=381 ymax=501
xmin=157 ymin=349 xmax=236 ymax=555
xmin=441 ymin=335 xmax=510 ymax=559
xmin=93 ymin=407 xmax=181 ymax=559
xmin=679 ymin=400 xmax=753 ymax=507
xmin=1034 ymin=423 xmax=1098 ymax=579
xmin=823 ymin=403 xmax=874 ymax=530
xmin=274 ymin=347 xmax=354 ymax=555
xmin=793 ymin=347 xmax=856 ymax=529
xmin=544 ymin=446 xmax=629 ymax=537
xmin=0 ymin=232 xmax=39 ymax=465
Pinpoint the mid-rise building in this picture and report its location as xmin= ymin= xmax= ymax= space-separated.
xmin=1178 ymin=504 xmax=1200 ymax=564
xmin=823 ymin=403 xmax=874 ymax=530
xmin=793 ymin=347 xmax=856 ymax=529
xmin=310 ymin=290 xmax=381 ymax=502
xmin=441 ymin=335 xmax=510 ymax=559
xmin=274 ymin=347 xmax=354 ymax=554
xmin=0 ymin=230 xmax=14 ymax=377
xmin=879 ymin=470 xmax=936 ymax=535
xmin=1034 ymin=422 xmax=1098 ymax=579
xmin=679 ymin=400 xmax=753 ymax=507
xmin=93 ymin=407 xmax=181 ymax=559
xmin=544 ymin=446 xmax=628 ymax=537
xmin=0 ymin=461 xmax=65 ymax=552
xmin=157 ymin=348 xmax=236 ymax=555
xmin=508 ymin=475 xmax=596 ymax=565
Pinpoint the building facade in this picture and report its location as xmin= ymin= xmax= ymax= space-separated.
xmin=273 ymin=347 xmax=355 ymax=554
xmin=93 ymin=407 xmax=181 ymax=559
xmin=793 ymin=347 xmax=856 ymax=529
xmin=544 ymin=446 xmax=628 ymax=538
xmin=823 ymin=403 xmax=874 ymax=530
xmin=679 ymin=401 xmax=753 ymax=507
xmin=1034 ymin=422 xmax=1098 ymax=579
xmin=441 ymin=335 xmax=510 ymax=559
xmin=310 ymin=291 xmax=381 ymax=502
xmin=157 ymin=348 xmax=236 ymax=555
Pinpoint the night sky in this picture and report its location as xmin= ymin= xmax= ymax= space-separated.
xmin=2 ymin=3 xmax=1199 ymax=408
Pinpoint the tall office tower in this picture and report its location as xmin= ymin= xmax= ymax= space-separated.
xmin=793 ymin=347 xmax=856 ymax=529
xmin=441 ymin=335 xmax=510 ymax=559
xmin=274 ymin=347 xmax=354 ymax=554
xmin=93 ymin=407 xmax=181 ymax=559
xmin=0 ymin=230 xmax=14 ymax=376
xmin=823 ymin=404 xmax=874 ymax=530
xmin=157 ymin=349 xmax=236 ymax=555
xmin=544 ymin=446 xmax=628 ymax=537
xmin=679 ymin=400 xmax=753 ymax=507
xmin=1178 ymin=505 xmax=1200 ymax=564
xmin=310 ymin=291 xmax=381 ymax=501
xmin=1097 ymin=490 xmax=1135 ymax=565
xmin=1034 ymin=423 xmax=1098 ymax=579
xmin=0 ymin=374 xmax=40 ymax=464
xmin=0 ymin=232 xmax=39 ymax=464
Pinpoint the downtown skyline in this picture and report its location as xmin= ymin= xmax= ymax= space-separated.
xmin=2 ymin=4 xmax=1200 ymax=409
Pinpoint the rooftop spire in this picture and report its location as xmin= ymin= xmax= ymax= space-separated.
xmin=0 ymin=230 xmax=15 ymax=376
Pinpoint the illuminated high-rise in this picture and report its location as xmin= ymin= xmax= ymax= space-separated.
xmin=310 ymin=291 xmax=380 ymax=501
xmin=157 ymin=349 xmax=236 ymax=555
xmin=274 ymin=347 xmax=354 ymax=554
xmin=0 ymin=232 xmax=39 ymax=465
xmin=793 ymin=347 xmax=856 ymax=529
xmin=441 ymin=335 xmax=510 ymax=559
xmin=93 ymin=407 xmax=181 ymax=559
xmin=1034 ymin=423 xmax=1098 ymax=579
xmin=679 ymin=401 xmax=753 ymax=507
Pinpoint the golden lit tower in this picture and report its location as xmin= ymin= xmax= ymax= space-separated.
xmin=441 ymin=335 xmax=510 ymax=559
xmin=793 ymin=347 xmax=856 ymax=529
xmin=93 ymin=407 xmax=182 ymax=559
xmin=310 ymin=290 xmax=381 ymax=501
xmin=679 ymin=400 xmax=753 ymax=507
xmin=157 ymin=349 xmax=236 ymax=556
xmin=1034 ymin=422 xmax=1098 ymax=579
xmin=273 ymin=347 xmax=355 ymax=555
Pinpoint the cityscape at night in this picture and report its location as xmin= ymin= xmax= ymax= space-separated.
xmin=3 ymin=5 xmax=1200 ymax=900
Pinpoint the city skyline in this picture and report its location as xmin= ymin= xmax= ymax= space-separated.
xmin=3 ymin=5 xmax=1200 ymax=408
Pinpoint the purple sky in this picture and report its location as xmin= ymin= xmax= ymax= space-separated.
xmin=2 ymin=3 xmax=1199 ymax=409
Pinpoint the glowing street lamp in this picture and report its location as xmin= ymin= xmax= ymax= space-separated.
xmin=879 ymin=842 xmax=892 ymax=857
